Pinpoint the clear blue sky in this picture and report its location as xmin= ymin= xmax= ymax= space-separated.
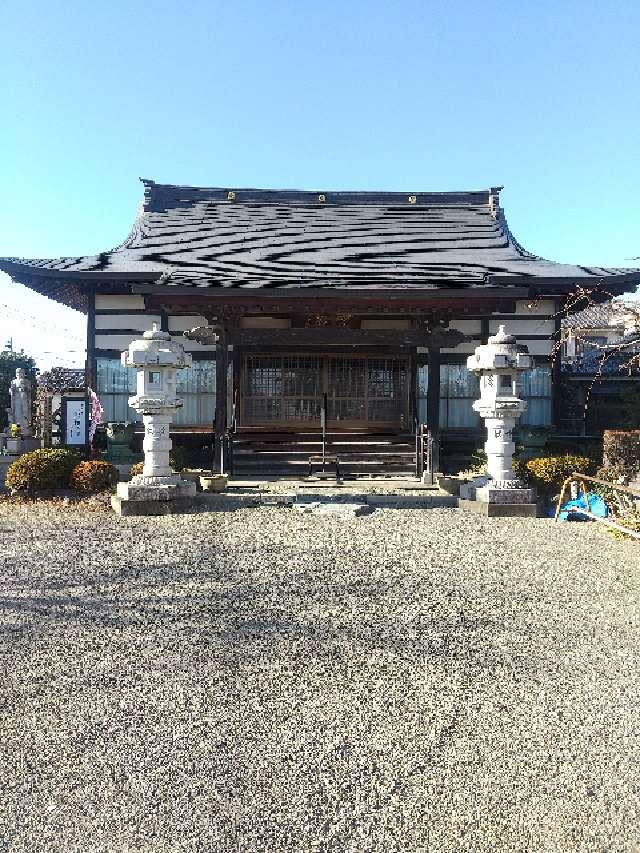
xmin=1 ymin=0 xmax=638 ymax=368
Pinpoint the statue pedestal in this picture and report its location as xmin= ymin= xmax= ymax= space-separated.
xmin=459 ymin=475 xmax=537 ymax=517
xmin=5 ymin=437 xmax=40 ymax=456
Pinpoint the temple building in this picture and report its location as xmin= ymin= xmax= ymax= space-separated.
xmin=1 ymin=180 xmax=639 ymax=475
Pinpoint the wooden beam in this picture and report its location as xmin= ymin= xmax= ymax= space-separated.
xmin=145 ymin=292 xmax=521 ymax=316
xmin=216 ymin=327 xmax=466 ymax=348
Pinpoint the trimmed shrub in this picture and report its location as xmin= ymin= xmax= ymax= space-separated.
xmin=603 ymin=431 xmax=640 ymax=479
xmin=130 ymin=461 xmax=144 ymax=477
xmin=512 ymin=457 xmax=527 ymax=481
xmin=467 ymin=449 xmax=488 ymax=474
xmin=170 ymin=445 xmax=190 ymax=472
xmin=6 ymin=448 xmax=81 ymax=493
xmin=522 ymin=454 xmax=598 ymax=494
xmin=69 ymin=460 xmax=118 ymax=492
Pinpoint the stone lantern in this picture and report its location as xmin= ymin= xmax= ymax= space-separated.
xmin=459 ymin=325 xmax=537 ymax=515
xmin=111 ymin=324 xmax=196 ymax=515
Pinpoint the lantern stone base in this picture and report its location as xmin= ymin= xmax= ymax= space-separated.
xmin=111 ymin=477 xmax=197 ymax=516
xmin=457 ymin=498 xmax=539 ymax=517
xmin=458 ymin=476 xmax=537 ymax=517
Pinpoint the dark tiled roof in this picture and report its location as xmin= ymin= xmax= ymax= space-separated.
xmin=38 ymin=367 xmax=85 ymax=392
xmin=2 ymin=181 xmax=639 ymax=308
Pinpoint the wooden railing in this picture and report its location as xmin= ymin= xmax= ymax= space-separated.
xmin=554 ymin=472 xmax=640 ymax=540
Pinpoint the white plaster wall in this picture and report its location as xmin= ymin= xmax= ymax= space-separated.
xmin=489 ymin=319 xmax=555 ymax=336
xmin=95 ymin=333 xmax=138 ymax=350
xmin=95 ymin=315 xmax=161 ymax=330
xmin=524 ymin=339 xmax=554 ymax=356
xmin=448 ymin=319 xmax=482 ymax=334
xmin=95 ymin=295 xmax=146 ymax=310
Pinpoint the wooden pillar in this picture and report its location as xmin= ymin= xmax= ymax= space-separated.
xmin=426 ymin=347 xmax=441 ymax=475
xmin=214 ymin=327 xmax=228 ymax=474
xmin=409 ymin=350 xmax=418 ymax=430
xmin=551 ymin=312 xmax=562 ymax=431
xmin=85 ymin=289 xmax=96 ymax=390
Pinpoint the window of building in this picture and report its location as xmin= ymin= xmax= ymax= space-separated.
xmin=96 ymin=359 xmax=138 ymax=423
xmin=519 ymin=365 xmax=552 ymax=426
xmin=416 ymin=363 xmax=552 ymax=428
xmin=96 ymin=358 xmax=216 ymax=425
xmin=175 ymin=360 xmax=216 ymax=425
xmin=439 ymin=365 xmax=481 ymax=428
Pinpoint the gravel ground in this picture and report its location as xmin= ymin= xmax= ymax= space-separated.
xmin=0 ymin=500 xmax=639 ymax=853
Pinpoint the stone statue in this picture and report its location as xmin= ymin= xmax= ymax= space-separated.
xmin=7 ymin=368 xmax=32 ymax=437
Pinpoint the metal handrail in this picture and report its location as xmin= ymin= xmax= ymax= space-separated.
xmin=415 ymin=423 xmax=434 ymax=479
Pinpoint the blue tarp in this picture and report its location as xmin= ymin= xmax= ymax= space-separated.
xmin=555 ymin=492 xmax=609 ymax=521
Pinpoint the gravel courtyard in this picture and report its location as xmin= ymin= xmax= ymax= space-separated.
xmin=0 ymin=501 xmax=638 ymax=853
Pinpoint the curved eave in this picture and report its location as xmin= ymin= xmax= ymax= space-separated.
xmin=489 ymin=271 xmax=640 ymax=297
xmin=1 ymin=262 xmax=638 ymax=314
xmin=0 ymin=259 xmax=163 ymax=313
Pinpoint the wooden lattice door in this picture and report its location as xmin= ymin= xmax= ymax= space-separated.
xmin=240 ymin=353 xmax=409 ymax=430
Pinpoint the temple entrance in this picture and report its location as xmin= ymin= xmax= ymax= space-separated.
xmin=240 ymin=353 xmax=410 ymax=430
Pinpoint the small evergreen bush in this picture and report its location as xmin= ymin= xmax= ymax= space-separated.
xmin=170 ymin=445 xmax=190 ymax=472
xmin=69 ymin=460 xmax=118 ymax=492
xmin=468 ymin=449 xmax=488 ymax=474
xmin=522 ymin=454 xmax=598 ymax=494
xmin=603 ymin=431 xmax=640 ymax=480
xmin=6 ymin=448 xmax=81 ymax=493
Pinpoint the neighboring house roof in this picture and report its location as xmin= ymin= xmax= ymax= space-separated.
xmin=604 ymin=329 xmax=640 ymax=351
xmin=563 ymin=300 xmax=640 ymax=333
xmin=1 ymin=180 xmax=639 ymax=311
xmin=562 ymin=302 xmax=620 ymax=330
xmin=37 ymin=367 xmax=85 ymax=392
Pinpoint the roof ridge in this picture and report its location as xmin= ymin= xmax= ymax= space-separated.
xmin=139 ymin=178 xmax=497 ymax=211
